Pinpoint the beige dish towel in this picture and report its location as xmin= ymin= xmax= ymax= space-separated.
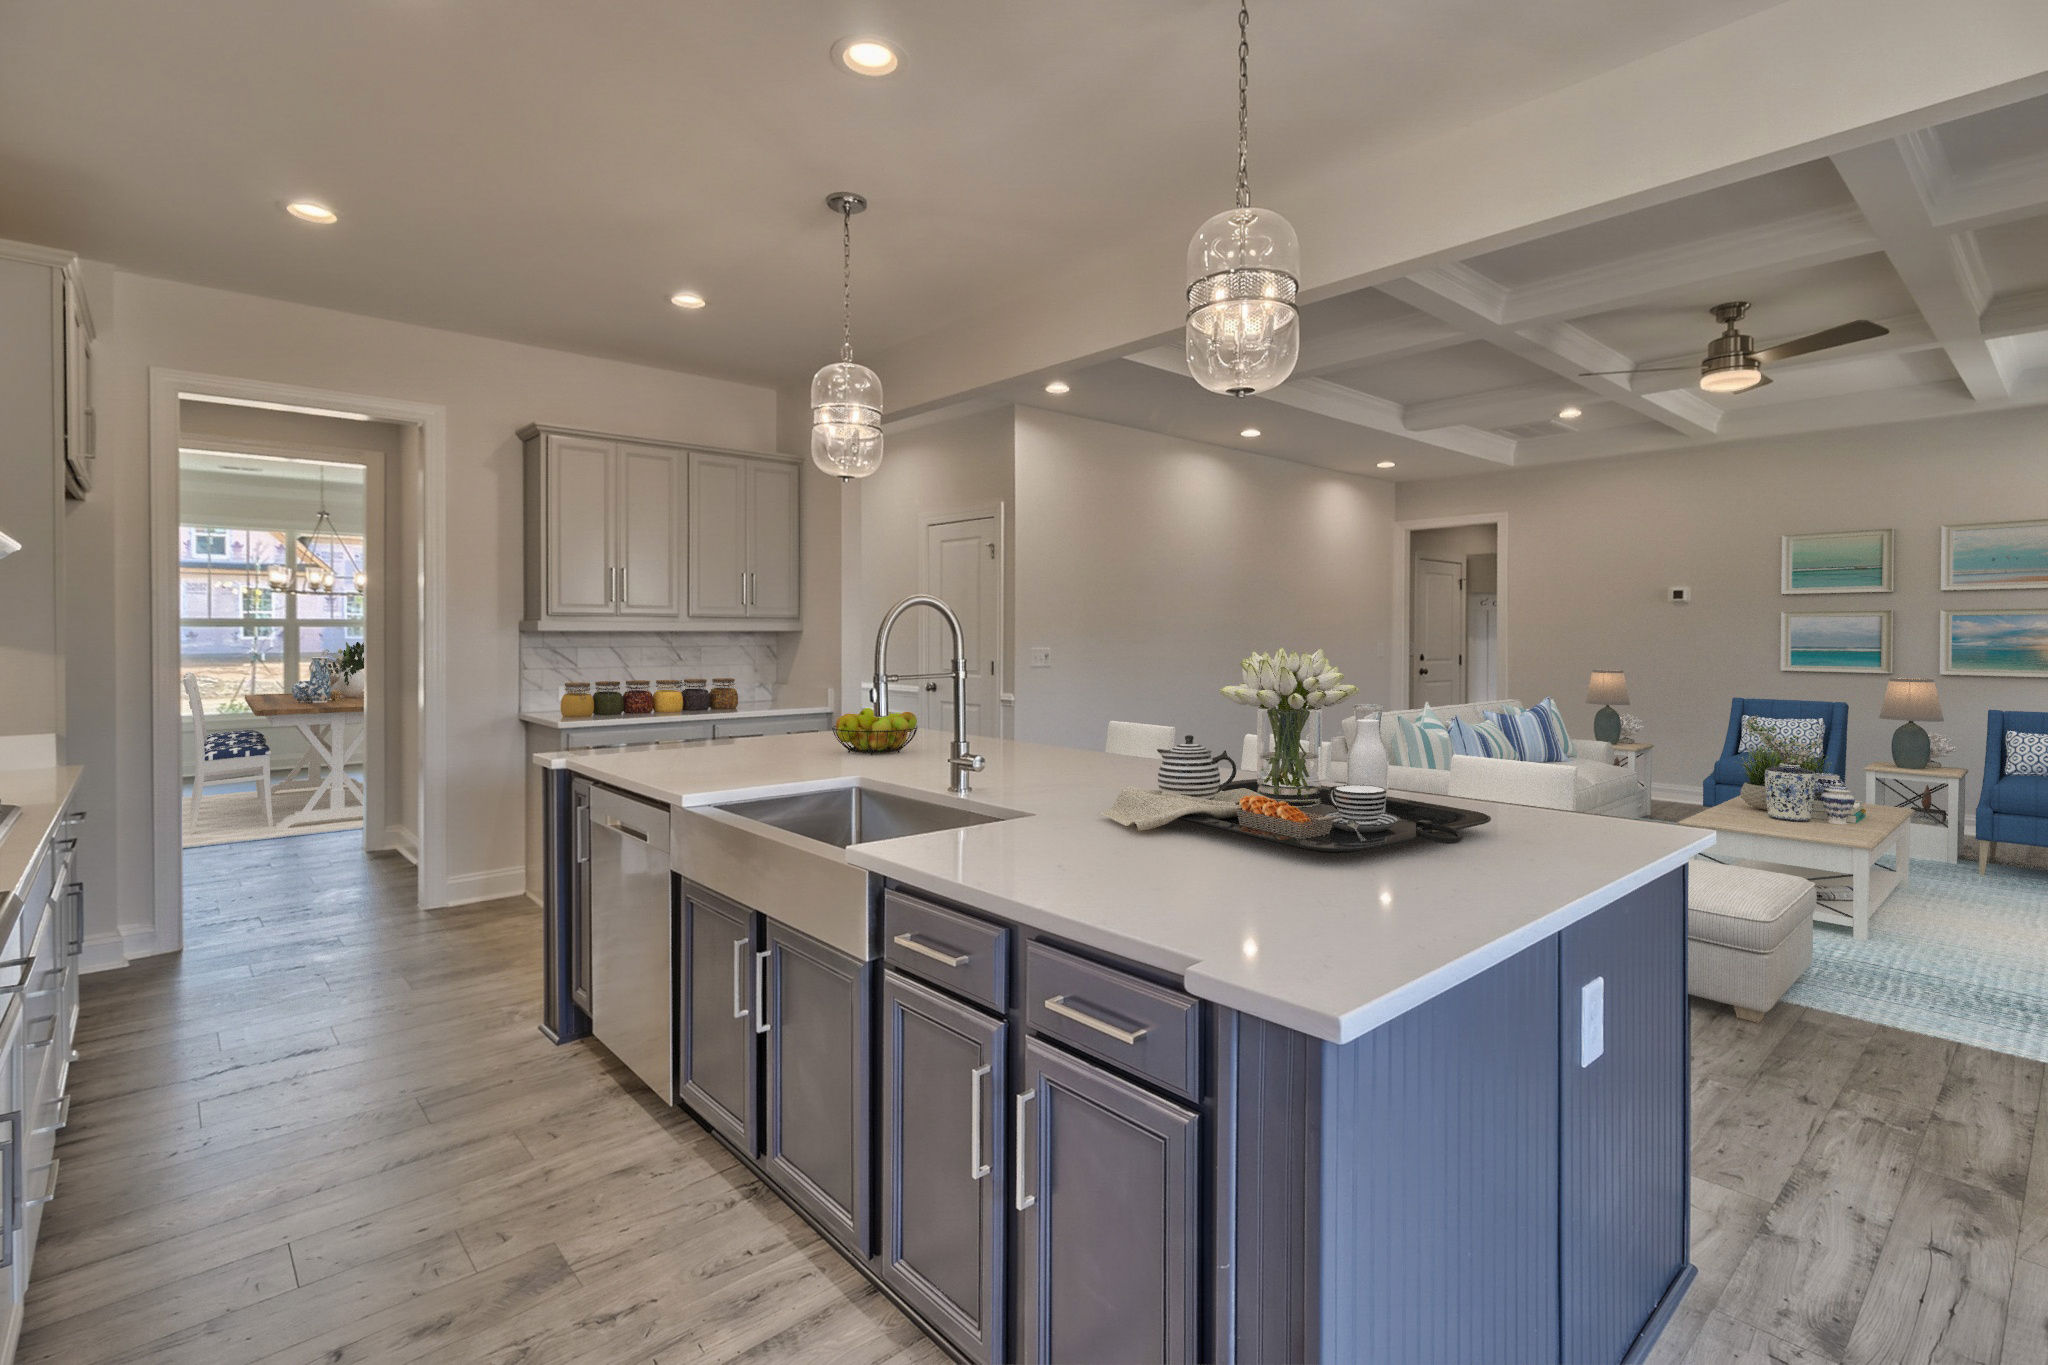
xmin=1103 ymin=788 xmax=1244 ymax=832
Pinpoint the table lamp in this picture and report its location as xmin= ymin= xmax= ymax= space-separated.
xmin=1586 ymin=670 xmax=1629 ymax=743
xmin=1881 ymin=678 xmax=1942 ymax=769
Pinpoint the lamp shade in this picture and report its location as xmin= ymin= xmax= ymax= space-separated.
xmin=1880 ymin=678 xmax=1942 ymax=722
xmin=1586 ymin=671 xmax=1629 ymax=706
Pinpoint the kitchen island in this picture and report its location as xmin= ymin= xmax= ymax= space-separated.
xmin=535 ymin=733 xmax=1713 ymax=1364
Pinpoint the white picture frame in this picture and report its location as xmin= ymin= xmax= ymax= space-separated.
xmin=1941 ymin=610 xmax=2048 ymax=678
xmin=1781 ymin=610 xmax=1892 ymax=673
xmin=1941 ymin=519 xmax=2048 ymax=591
xmin=1781 ymin=529 xmax=1893 ymax=594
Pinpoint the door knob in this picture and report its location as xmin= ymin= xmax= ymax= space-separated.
xmin=1419 ymin=669 xmax=1429 ymax=675
xmin=925 ymin=682 xmax=938 ymax=692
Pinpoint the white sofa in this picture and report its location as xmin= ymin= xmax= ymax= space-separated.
xmin=1376 ymin=700 xmax=1641 ymax=817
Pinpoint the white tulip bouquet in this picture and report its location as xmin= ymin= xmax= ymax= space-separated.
xmin=1222 ymin=649 xmax=1358 ymax=793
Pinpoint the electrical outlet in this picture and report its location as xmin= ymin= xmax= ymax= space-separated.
xmin=1669 ymin=586 xmax=1692 ymax=603
xmin=1029 ymin=647 xmax=1053 ymax=668
xmin=1580 ymin=977 xmax=1605 ymax=1067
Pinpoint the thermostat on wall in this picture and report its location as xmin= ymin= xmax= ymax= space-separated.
xmin=1669 ymin=586 xmax=1692 ymax=603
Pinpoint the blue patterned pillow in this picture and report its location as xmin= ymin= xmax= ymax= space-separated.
xmin=1447 ymin=715 xmax=1513 ymax=759
xmin=203 ymin=729 xmax=269 ymax=760
xmin=1488 ymin=701 xmax=1574 ymax=764
xmin=1387 ymin=705 xmax=1452 ymax=770
xmin=2007 ymin=731 xmax=2048 ymax=777
xmin=1738 ymin=714 xmax=1823 ymax=759
xmin=1530 ymin=698 xmax=1576 ymax=760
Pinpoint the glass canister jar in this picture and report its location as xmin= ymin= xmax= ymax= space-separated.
xmin=559 ymin=682 xmax=594 ymax=719
xmin=592 ymin=681 xmax=625 ymax=717
xmin=623 ymin=680 xmax=656 ymax=715
xmin=682 ymin=678 xmax=711 ymax=712
xmin=653 ymin=679 xmax=684 ymax=714
xmin=710 ymin=677 xmax=740 ymax=712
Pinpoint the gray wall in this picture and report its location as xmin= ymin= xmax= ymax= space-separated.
xmin=1395 ymin=405 xmax=2048 ymax=805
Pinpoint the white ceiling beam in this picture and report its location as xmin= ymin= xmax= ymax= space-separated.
xmin=1498 ymin=205 xmax=1879 ymax=326
xmin=1981 ymin=284 xmax=2048 ymax=338
xmin=1624 ymin=310 xmax=1935 ymax=394
xmin=1831 ymin=134 xmax=2012 ymax=400
xmin=1403 ymin=382 xmax=1593 ymax=432
xmin=1382 ymin=268 xmax=1723 ymax=436
xmin=1294 ymin=314 xmax=1468 ymax=377
xmin=1927 ymin=148 xmax=2048 ymax=233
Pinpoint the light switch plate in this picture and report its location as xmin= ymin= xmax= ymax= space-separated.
xmin=1580 ymin=977 xmax=1605 ymax=1068
xmin=1029 ymin=647 xmax=1053 ymax=668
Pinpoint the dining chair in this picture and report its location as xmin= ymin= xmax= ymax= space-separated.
xmin=1104 ymin=721 xmax=1176 ymax=758
xmin=184 ymin=674 xmax=274 ymax=826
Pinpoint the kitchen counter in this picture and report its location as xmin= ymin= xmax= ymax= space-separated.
xmin=519 ymin=703 xmax=831 ymax=731
xmin=534 ymin=734 xmax=1711 ymax=1043
xmin=0 ymin=764 xmax=83 ymax=927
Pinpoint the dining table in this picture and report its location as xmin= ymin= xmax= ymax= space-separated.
xmin=243 ymin=691 xmax=366 ymax=827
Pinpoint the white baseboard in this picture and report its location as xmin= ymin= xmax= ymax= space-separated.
xmin=1651 ymin=781 xmax=1699 ymax=806
xmin=384 ymin=825 xmax=420 ymax=864
xmin=438 ymin=866 xmax=529 ymax=907
xmin=79 ymin=932 xmax=130 ymax=974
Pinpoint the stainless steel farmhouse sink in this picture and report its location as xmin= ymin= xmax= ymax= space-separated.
xmin=674 ymin=783 xmax=1021 ymax=959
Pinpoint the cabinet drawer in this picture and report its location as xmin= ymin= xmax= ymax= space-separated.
xmin=884 ymin=890 xmax=1009 ymax=1013
xmin=1025 ymin=943 xmax=1199 ymax=1102
xmin=712 ymin=714 xmax=829 ymax=739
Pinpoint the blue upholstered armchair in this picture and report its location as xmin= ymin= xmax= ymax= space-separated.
xmin=1977 ymin=710 xmax=2048 ymax=872
xmin=1702 ymin=698 xmax=1850 ymax=805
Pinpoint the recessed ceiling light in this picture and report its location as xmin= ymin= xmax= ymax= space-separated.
xmin=834 ymin=37 xmax=900 ymax=76
xmin=1376 ymin=460 xmax=1396 ymax=469
xmin=1557 ymin=405 xmax=1583 ymax=421
xmin=1043 ymin=380 xmax=1070 ymax=395
xmin=284 ymin=200 xmax=337 ymax=225
xmin=1240 ymin=427 xmax=1261 ymax=438
xmin=669 ymin=290 xmax=707 ymax=310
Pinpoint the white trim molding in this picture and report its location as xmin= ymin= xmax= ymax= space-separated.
xmin=440 ymin=866 xmax=530 ymax=907
xmin=1390 ymin=513 xmax=1511 ymax=709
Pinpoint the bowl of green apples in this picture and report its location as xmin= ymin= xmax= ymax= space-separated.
xmin=835 ymin=707 xmax=917 ymax=753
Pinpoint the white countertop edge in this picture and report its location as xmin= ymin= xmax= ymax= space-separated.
xmin=521 ymin=704 xmax=832 ymax=731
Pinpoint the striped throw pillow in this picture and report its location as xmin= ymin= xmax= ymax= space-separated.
xmin=1488 ymin=700 xmax=1573 ymax=764
xmin=1388 ymin=705 xmax=1452 ymax=770
xmin=1448 ymin=715 xmax=1513 ymax=759
xmin=1530 ymin=698 xmax=1576 ymax=760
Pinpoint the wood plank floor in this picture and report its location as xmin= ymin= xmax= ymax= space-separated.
xmin=21 ymin=833 xmax=943 ymax=1365
xmin=23 ymin=831 xmax=2048 ymax=1363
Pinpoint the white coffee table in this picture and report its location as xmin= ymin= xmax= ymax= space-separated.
xmin=1680 ymin=799 xmax=1911 ymax=940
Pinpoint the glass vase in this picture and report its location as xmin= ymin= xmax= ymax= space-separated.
xmin=1260 ymin=707 xmax=1317 ymax=796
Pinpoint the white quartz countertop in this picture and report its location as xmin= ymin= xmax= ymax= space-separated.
xmin=534 ymin=735 xmax=1713 ymax=1043
xmin=519 ymin=703 xmax=832 ymax=731
xmin=0 ymin=765 xmax=82 ymax=924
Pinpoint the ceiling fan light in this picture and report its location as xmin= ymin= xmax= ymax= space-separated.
xmin=1699 ymin=364 xmax=1763 ymax=393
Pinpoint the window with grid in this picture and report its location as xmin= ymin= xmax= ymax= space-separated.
xmin=178 ymin=525 xmax=366 ymax=715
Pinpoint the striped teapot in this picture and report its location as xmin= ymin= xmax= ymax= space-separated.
xmin=1157 ymin=735 xmax=1237 ymax=797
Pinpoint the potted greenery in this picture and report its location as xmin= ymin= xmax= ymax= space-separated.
xmin=331 ymin=641 xmax=365 ymax=699
xmin=1740 ymin=744 xmax=1817 ymax=808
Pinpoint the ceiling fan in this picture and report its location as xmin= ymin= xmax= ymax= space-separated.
xmin=1581 ymin=301 xmax=1888 ymax=394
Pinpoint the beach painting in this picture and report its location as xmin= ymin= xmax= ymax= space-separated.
xmin=1942 ymin=520 xmax=2048 ymax=591
xmin=1942 ymin=611 xmax=2048 ymax=678
xmin=1782 ymin=529 xmax=1893 ymax=593
xmin=1782 ymin=610 xmax=1892 ymax=673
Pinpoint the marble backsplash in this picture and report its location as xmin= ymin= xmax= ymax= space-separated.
xmin=520 ymin=632 xmax=782 ymax=713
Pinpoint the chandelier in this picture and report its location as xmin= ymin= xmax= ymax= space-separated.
xmin=266 ymin=467 xmax=362 ymax=594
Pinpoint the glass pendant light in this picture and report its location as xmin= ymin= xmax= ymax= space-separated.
xmin=811 ymin=192 xmax=884 ymax=480
xmin=1185 ymin=0 xmax=1299 ymax=397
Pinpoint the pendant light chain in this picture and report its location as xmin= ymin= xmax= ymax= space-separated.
xmin=1235 ymin=0 xmax=1251 ymax=211
xmin=840 ymin=202 xmax=855 ymax=364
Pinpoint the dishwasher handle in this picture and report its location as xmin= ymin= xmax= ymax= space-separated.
xmin=597 ymin=816 xmax=649 ymax=844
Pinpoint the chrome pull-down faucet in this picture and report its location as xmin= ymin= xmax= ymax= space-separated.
xmin=871 ymin=594 xmax=985 ymax=795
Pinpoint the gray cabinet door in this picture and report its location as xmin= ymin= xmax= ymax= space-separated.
xmin=615 ymin=443 xmax=681 ymax=618
xmin=545 ymin=434 xmax=615 ymax=617
xmin=570 ymin=782 xmax=591 ymax=1014
xmin=1015 ymin=1038 xmax=1198 ymax=1365
xmin=744 ymin=458 xmax=800 ymax=618
xmin=764 ymin=921 xmax=873 ymax=1254
xmin=686 ymin=451 xmax=748 ymax=618
xmin=676 ymin=887 xmax=756 ymax=1152
xmin=879 ymin=971 xmax=1005 ymax=1364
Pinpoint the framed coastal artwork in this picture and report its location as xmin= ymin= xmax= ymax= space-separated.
xmin=1781 ymin=529 xmax=1893 ymax=594
xmin=1942 ymin=519 xmax=2048 ymax=590
xmin=1942 ymin=611 xmax=2048 ymax=678
xmin=1781 ymin=610 xmax=1892 ymax=673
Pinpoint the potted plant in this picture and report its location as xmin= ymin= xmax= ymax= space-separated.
xmin=1740 ymin=744 xmax=1818 ymax=808
xmin=331 ymin=641 xmax=365 ymax=698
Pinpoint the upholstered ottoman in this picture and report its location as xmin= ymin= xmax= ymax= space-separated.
xmin=1686 ymin=857 xmax=1815 ymax=1021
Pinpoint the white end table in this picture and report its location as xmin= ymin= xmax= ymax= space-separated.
xmin=1611 ymin=742 xmax=1654 ymax=818
xmin=1863 ymin=763 xmax=1967 ymax=864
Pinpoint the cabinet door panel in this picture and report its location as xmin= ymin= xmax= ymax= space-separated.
xmin=1016 ymin=1038 xmax=1197 ymax=1365
xmin=764 ymin=922 xmax=872 ymax=1253
xmin=880 ymin=971 xmax=1004 ymax=1364
xmin=546 ymin=436 xmax=615 ymax=617
xmin=615 ymin=444 xmax=680 ymax=617
xmin=745 ymin=460 xmax=800 ymax=618
xmin=676 ymin=889 xmax=755 ymax=1152
xmin=686 ymin=452 xmax=748 ymax=618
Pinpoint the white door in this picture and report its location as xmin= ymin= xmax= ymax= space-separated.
xmin=920 ymin=516 xmax=1000 ymax=737
xmin=1411 ymin=557 xmax=1465 ymax=708
xmin=744 ymin=460 xmax=800 ymax=619
xmin=686 ymin=452 xmax=747 ymax=618
xmin=615 ymin=444 xmax=680 ymax=618
xmin=546 ymin=436 xmax=615 ymax=617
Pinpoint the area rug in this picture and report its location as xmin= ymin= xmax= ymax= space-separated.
xmin=182 ymin=782 xmax=364 ymax=848
xmin=1776 ymin=858 xmax=2048 ymax=1063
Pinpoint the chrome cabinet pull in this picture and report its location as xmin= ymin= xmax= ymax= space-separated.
xmin=619 ymin=565 xmax=629 ymax=602
xmin=32 ymin=1095 xmax=68 ymax=1137
xmin=24 ymin=1159 xmax=57 ymax=1209
xmin=969 ymin=1064 xmax=991 ymax=1181
xmin=66 ymin=883 xmax=82 ymax=957
xmin=574 ymin=799 xmax=589 ymax=863
xmin=0 ymin=1110 xmax=18 ymax=1269
xmin=754 ymin=950 xmax=771 ymax=1035
xmin=1013 ymin=1089 xmax=1036 ymax=1211
xmin=731 ymin=937 xmax=749 ymax=1019
xmin=1043 ymin=994 xmax=1150 ymax=1045
xmin=24 ymin=1017 xmax=57 ymax=1050
xmin=891 ymin=933 xmax=969 ymax=968
xmin=599 ymin=818 xmax=648 ymax=844
xmin=0 ymin=957 xmax=32 ymax=999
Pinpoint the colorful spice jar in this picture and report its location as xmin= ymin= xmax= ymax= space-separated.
xmin=653 ymin=679 xmax=684 ymax=714
xmin=682 ymin=679 xmax=711 ymax=712
xmin=710 ymin=677 xmax=740 ymax=712
xmin=559 ymin=682 xmax=594 ymax=719
xmin=592 ymin=681 xmax=625 ymax=717
xmin=623 ymin=680 xmax=656 ymax=715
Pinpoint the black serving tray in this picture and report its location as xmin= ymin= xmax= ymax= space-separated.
xmin=1175 ymin=782 xmax=1492 ymax=855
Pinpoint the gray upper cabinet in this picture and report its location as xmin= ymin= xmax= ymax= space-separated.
xmin=521 ymin=425 xmax=800 ymax=631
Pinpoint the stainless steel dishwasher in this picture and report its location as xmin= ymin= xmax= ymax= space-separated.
xmin=586 ymin=783 xmax=674 ymax=1099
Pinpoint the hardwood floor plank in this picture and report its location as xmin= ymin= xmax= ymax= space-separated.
xmin=1684 ymin=1312 xmax=1835 ymax=1364
xmin=1836 ymin=1027 xmax=1958 ymax=1131
xmin=2001 ymin=1258 xmax=2048 ymax=1365
xmin=1644 ymin=1178 xmax=1775 ymax=1365
xmin=16 ymin=1245 xmax=297 ymax=1365
xmin=1695 ymin=1011 xmax=1878 ymax=1203
xmin=1916 ymin=1045 xmax=2044 ymax=1203
xmin=1841 ymin=1168 xmax=2019 ymax=1365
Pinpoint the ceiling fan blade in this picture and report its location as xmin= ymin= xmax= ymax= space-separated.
xmin=1576 ymin=364 xmax=1696 ymax=377
xmin=1752 ymin=320 xmax=1888 ymax=364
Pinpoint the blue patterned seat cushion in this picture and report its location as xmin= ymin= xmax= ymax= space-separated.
xmin=2006 ymin=731 xmax=2048 ymax=778
xmin=203 ymin=729 xmax=269 ymax=760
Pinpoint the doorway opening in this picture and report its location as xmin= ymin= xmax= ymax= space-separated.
xmin=1397 ymin=518 xmax=1503 ymax=709
xmin=915 ymin=505 xmax=1007 ymax=739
